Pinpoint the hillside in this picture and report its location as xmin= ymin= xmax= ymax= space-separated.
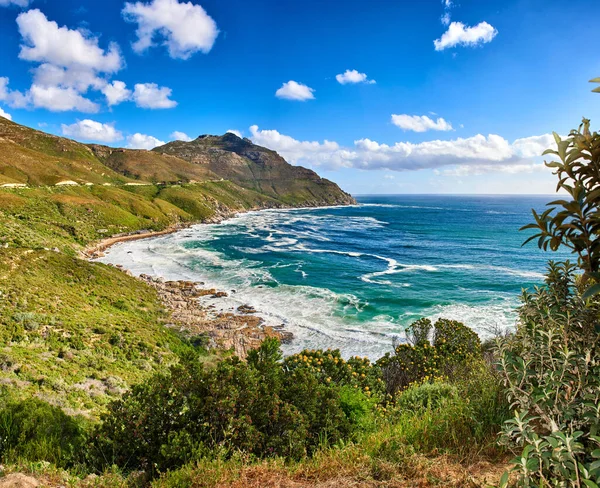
xmin=0 ymin=118 xmax=127 ymax=186
xmin=0 ymin=117 xmax=355 ymax=414
xmin=0 ymin=117 xmax=354 ymax=207
xmin=88 ymin=144 xmax=220 ymax=184
xmin=154 ymin=132 xmax=355 ymax=205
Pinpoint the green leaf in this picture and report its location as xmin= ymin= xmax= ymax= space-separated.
xmin=583 ymin=283 xmax=600 ymax=300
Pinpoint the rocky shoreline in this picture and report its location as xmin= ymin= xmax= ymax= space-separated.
xmin=138 ymin=274 xmax=293 ymax=358
xmin=84 ymin=206 xmax=301 ymax=357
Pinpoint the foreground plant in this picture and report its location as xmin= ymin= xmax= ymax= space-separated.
xmin=498 ymin=117 xmax=600 ymax=487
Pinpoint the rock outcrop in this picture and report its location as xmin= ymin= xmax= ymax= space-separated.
xmin=139 ymin=275 xmax=292 ymax=358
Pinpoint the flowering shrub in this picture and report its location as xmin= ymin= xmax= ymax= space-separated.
xmin=89 ymin=339 xmax=377 ymax=475
xmin=377 ymin=318 xmax=481 ymax=395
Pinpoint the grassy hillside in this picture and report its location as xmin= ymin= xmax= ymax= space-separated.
xmin=89 ymin=145 xmax=220 ymax=184
xmin=0 ymin=180 xmax=280 ymax=413
xmin=0 ymin=118 xmax=127 ymax=186
xmin=0 ymin=248 xmax=194 ymax=415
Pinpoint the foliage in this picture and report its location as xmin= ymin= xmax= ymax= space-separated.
xmin=521 ymin=118 xmax=600 ymax=296
xmin=377 ymin=318 xmax=481 ymax=395
xmin=497 ymin=261 xmax=600 ymax=486
xmin=88 ymin=339 xmax=378 ymax=476
xmin=0 ymin=396 xmax=86 ymax=468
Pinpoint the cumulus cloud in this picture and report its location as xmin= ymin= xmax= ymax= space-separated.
xmin=102 ymin=80 xmax=132 ymax=106
xmin=0 ymin=10 xmax=131 ymax=113
xmin=5 ymin=10 xmax=176 ymax=113
xmin=335 ymin=69 xmax=376 ymax=85
xmin=391 ymin=114 xmax=453 ymax=132
xmin=249 ymin=125 xmax=556 ymax=174
xmin=61 ymin=119 xmax=123 ymax=142
xmin=0 ymin=107 xmax=12 ymax=120
xmin=29 ymin=85 xmax=99 ymax=112
xmin=434 ymin=21 xmax=497 ymax=51
xmin=132 ymin=83 xmax=177 ymax=109
xmin=436 ymin=163 xmax=549 ymax=177
xmin=123 ymin=0 xmax=219 ymax=59
xmin=127 ymin=133 xmax=166 ymax=150
xmin=0 ymin=0 xmax=31 ymax=6
xmin=32 ymin=63 xmax=106 ymax=93
xmin=226 ymin=129 xmax=242 ymax=138
xmin=17 ymin=9 xmax=122 ymax=72
xmin=275 ymin=81 xmax=315 ymax=101
xmin=170 ymin=130 xmax=192 ymax=141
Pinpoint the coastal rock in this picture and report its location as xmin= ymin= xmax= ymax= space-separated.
xmin=138 ymin=276 xmax=292 ymax=358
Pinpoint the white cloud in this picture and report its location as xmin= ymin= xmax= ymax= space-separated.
xmin=16 ymin=9 xmax=122 ymax=72
xmin=32 ymin=63 xmax=104 ymax=92
xmin=512 ymin=134 xmax=556 ymax=158
xmin=226 ymin=129 xmax=242 ymax=138
xmin=170 ymin=130 xmax=192 ymax=141
xmin=0 ymin=0 xmax=31 ymax=6
xmin=132 ymin=83 xmax=177 ymax=109
xmin=434 ymin=21 xmax=497 ymax=51
xmin=441 ymin=12 xmax=451 ymax=26
xmin=127 ymin=133 xmax=166 ymax=150
xmin=61 ymin=119 xmax=123 ymax=143
xmin=0 ymin=107 xmax=12 ymax=120
xmin=335 ymin=69 xmax=376 ymax=85
xmin=101 ymin=80 xmax=132 ymax=106
xmin=391 ymin=114 xmax=453 ymax=132
xmin=0 ymin=77 xmax=28 ymax=108
xmin=29 ymin=85 xmax=99 ymax=112
xmin=123 ymin=0 xmax=219 ymax=59
xmin=275 ymin=81 xmax=315 ymax=101
xmin=249 ymin=125 xmax=556 ymax=174
xmin=437 ymin=163 xmax=550 ymax=177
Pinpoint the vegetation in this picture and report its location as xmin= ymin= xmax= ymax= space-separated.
xmin=2 ymin=117 xmax=600 ymax=487
xmin=497 ymin=118 xmax=600 ymax=487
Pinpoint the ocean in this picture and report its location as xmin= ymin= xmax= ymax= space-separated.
xmin=96 ymin=194 xmax=569 ymax=359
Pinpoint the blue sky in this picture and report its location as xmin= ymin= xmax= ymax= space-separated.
xmin=1 ymin=0 xmax=599 ymax=194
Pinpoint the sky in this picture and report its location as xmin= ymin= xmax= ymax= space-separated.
xmin=1 ymin=0 xmax=599 ymax=195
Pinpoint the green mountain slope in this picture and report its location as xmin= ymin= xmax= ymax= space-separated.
xmin=0 ymin=118 xmax=354 ymax=414
xmin=154 ymin=132 xmax=356 ymax=205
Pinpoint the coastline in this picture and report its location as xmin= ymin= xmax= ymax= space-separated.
xmin=82 ymin=201 xmax=358 ymax=259
xmin=83 ymin=202 xmax=355 ymax=356
xmin=82 ymin=223 xmax=191 ymax=259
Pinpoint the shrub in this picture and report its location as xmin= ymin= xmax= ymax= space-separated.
xmin=0 ymin=397 xmax=86 ymax=467
xmin=497 ymin=261 xmax=600 ymax=486
xmin=396 ymin=382 xmax=458 ymax=412
xmin=88 ymin=339 xmax=375 ymax=476
xmin=377 ymin=318 xmax=481 ymax=395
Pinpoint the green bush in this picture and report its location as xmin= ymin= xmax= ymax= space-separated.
xmin=497 ymin=262 xmax=600 ymax=486
xmin=377 ymin=318 xmax=481 ymax=395
xmin=0 ymin=397 xmax=86 ymax=467
xmin=497 ymin=118 xmax=600 ymax=487
xmin=396 ymin=382 xmax=458 ymax=411
xmin=88 ymin=339 xmax=375 ymax=476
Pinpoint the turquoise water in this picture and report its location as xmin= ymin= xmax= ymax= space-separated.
xmin=98 ymin=195 xmax=568 ymax=358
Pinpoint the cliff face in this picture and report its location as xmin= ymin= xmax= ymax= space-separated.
xmin=154 ymin=133 xmax=356 ymax=206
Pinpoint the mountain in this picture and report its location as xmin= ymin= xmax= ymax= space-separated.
xmin=0 ymin=116 xmax=354 ymax=207
xmin=154 ymin=132 xmax=355 ymax=206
